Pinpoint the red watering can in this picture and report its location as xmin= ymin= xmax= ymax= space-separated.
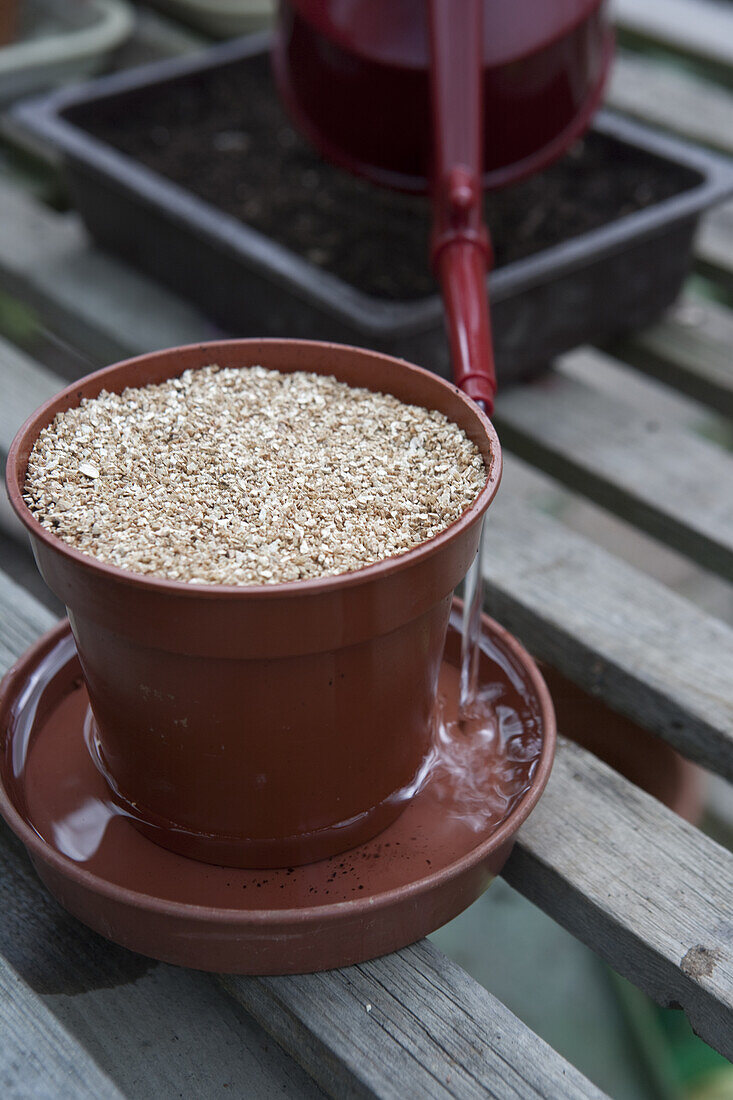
xmin=273 ymin=0 xmax=613 ymax=411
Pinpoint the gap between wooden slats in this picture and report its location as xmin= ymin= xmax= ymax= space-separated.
xmin=220 ymin=937 xmax=607 ymax=1100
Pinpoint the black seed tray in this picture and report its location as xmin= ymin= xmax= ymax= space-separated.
xmin=13 ymin=34 xmax=733 ymax=384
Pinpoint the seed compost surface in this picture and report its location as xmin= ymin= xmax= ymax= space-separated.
xmin=73 ymin=53 xmax=699 ymax=301
xmin=24 ymin=366 xmax=487 ymax=585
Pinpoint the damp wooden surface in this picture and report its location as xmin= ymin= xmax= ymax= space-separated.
xmin=0 ymin=820 xmax=330 ymax=1100
xmin=0 ymin=954 xmax=124 ymax=1100
xmin=1 ymin=9 xmax=733 ymax=1097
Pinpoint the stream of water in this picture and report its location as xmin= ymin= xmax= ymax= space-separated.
xmin=459 ymin=518 xmax=486 ymax=714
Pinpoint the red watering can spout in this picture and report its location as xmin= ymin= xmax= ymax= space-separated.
xmin=428 ymin=0 xmax=497 ymax=414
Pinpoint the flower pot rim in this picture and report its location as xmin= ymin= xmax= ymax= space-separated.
xmin=0 ymin=611 xmax=555 ymax=926
xmin=6 ymin=337 xmax=502 ymax=601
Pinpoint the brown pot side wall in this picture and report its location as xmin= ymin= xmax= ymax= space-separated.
xmin=72 ymin=595 xmax=451 ymax=844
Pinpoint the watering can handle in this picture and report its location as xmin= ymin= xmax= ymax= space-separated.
xmin=428 ymin=0 xmax=497 ymax=413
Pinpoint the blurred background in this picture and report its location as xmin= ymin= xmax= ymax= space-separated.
xmin=0 ymin=2 xmax=732 ymax=1097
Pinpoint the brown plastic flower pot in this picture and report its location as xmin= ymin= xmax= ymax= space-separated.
xmin=6 ymin=339 xmax=501 ymax=869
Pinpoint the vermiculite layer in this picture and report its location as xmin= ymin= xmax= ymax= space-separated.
xmin=24 ymin=365 xmax=486 ymax=585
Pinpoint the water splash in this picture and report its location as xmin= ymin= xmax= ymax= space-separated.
xmin=384 ymin=555 xmax=543 ymax=835
xmin=429 ymin=689 xmax=542 ymax=831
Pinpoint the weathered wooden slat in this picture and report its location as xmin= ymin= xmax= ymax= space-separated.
xmin=611 ymin=293 xmax=733 ymax=418
xmin=505 ymin=736 xmax=733 ymax=1062
xmin=0 ymin=178 xmax=218 ymax=368
xmin=0 ymin=956 xmax=123 ymax=1100
xmin=485 ymin=478 xmax=733 ymax=779
xmin=220 ymin=937 xmax=607 ymax=1100
xmin=613 ymin=0 xmax=733 ymax=72
xmin=607 ymin=51 xmax=733 ymax=155
xmin=493 ymin=359 xmax=733 ymax=581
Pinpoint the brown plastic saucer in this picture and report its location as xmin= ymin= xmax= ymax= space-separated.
xmin=0 ymin=604 xmax=555 ymax=974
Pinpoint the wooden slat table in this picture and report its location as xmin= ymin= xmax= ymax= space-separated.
xmin=1 ymin=4 xmax=732 ymax=1095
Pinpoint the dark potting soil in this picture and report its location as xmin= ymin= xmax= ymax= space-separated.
xmin=74 ymin=53 xmax=698 ymax=302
